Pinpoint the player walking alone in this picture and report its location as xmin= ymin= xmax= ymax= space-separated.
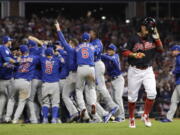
xmin=122 ymin=17 xmax=163 ymax=128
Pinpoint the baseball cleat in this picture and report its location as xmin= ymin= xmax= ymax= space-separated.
xmin=129 ymin=118 xmax=136 ymax=128
xmin=67 ymin=112 xmax=79 ymax=123
xmin=141 ymin=114 xmax=152 ymax=127
xmin=51 ymin=118 xmax=58 ymax=124
xmin=4 ymin=117 xmax=11 ymax=123
xmin=103 ymin=113 xmax=112 ymax=123
xmin=42 ymin=118 xmax=48 ymax=124
xmin=12 ymin=119 xmax=18 ymax=124
xmin=113 ymin=117 xmax=125 ymax=123
xmin=57 ymin=119 xmax=62 ymax=123
xmin=160 ymin=118 xmax=172 ymax=123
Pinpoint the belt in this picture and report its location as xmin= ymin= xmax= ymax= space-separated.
xmin=15 ymin=78 xmax=30 ymax=82
xmin=79 ymin=65 xmax=94 ymax=67
xmin=132 ymin=65 xmax=149 ymax=70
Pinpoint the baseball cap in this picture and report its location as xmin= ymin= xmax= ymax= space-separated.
xmin=2 ymin=36 xmax=13 ymax=44
xmin=28 ymin=40 xmax=38 ymax=47
xmin=82 ymin=32 xmax=90 ymax=41
xmin=20 ymin=45 xmax=29 ymax=53
xmin=108 ymin=44 xmax=117 ymax=52
xmin=171 ymin=45 xmax=180 ymax=51
xmin=45 ymin=48 xmax=54 ymax=56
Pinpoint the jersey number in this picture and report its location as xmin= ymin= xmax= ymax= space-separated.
xmin=81 ymin=48 xmax=89 ymax=59
xmin=45 ymin=61 xmax=53 ymax=74
xmin=18 ymin=63 xmax=30 ymax=73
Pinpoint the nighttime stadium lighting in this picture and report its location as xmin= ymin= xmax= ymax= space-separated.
xmin=125 ymin=19 xmax=130 ymax=24
xmin=101 ymin=16 xmax=106 ymax=20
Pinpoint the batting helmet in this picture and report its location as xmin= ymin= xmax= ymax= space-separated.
xmin=141 ymin=17 xmax=156 ymax=33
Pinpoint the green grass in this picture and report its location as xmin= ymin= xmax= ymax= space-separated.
xmin=0 ymin=120 xmax=180 ymax=135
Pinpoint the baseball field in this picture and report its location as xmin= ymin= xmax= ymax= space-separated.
xmin=0 ymin=120 xmax=179 ymax=135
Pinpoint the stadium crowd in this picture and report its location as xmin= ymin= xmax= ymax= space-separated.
xmin=0 ymin=15 xmax=179 ymax=121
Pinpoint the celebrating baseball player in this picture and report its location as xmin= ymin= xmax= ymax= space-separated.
xmin=12 ymin=45 xmax=39 ymax=124
xmin=40 ymin=48 xmax=64 ymax=124
xmin=75 ymin=32 xmax=98 ymax=122
xmin=89 ymin=30 xmax=119 ymax=123
xmin=55 ymin=21 xmax=80 ymax=122
xmin=101 ymin=43 xmax=125 ymax=122
xmin=0 ymin=36 xmax=15 ymax=123
xmin=122 ymin=17 xmax=163 ymax=128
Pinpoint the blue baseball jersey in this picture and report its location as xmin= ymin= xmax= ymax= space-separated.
xmin=40 ymin=56 xmax=63 ymax=83
xmin=91 ymin=39 xmax=103 ymax=62
xmin=29 ymin=46 xmax=43 ymax=80
xmin=173 ymin=54 xmax=180 ymax=85
xmin=14 ymin=55 xmax=39 ymax=81
xmin=76 ymin=42 xmax=96 ymax=66
xmin=57 ymin=31 xmax=77 ymax=72
xmin=58 ymin=49 xmax=69 ymax=79
xmin=101 ymin=53 xmax=122 ymax=78
xmin=0 ymin=45 xmax=14 ymax=79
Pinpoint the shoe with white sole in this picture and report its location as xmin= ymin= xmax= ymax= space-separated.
xmin=103 ymin=113 xmax=112 ymax=123
xmin=42 ymin=118 xmax=48 ymax=124
xmin=4 ymin=117 xmax=11 ymax=123
xmin=113 ymin=117 xmax=125 ymax=123
xmin=12 ymin=119 xmax=18 ymax=124
xmin=129 ymin=118 xmax=136 ymax=128
xmin=141 ymin=114 xmax=152 ymax=127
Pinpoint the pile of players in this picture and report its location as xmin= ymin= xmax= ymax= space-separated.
xmin=0 ymin=20 xmax=125 ymax=125
xmin=0 ymin=17 xmax=178 ymax=128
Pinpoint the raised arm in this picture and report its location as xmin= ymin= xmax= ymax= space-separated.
xmin=54 ymin=21 xmax=72 ymax=52
xmin=28 ymin=36 xmax=44 ymax=46
xmin=152 ymin=27 xmax=164 ymax=53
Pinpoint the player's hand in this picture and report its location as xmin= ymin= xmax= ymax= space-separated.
xmin=56 ymin=45 xmax=63 ymax=50
xmin=28 ymin=36 xmax=37 ymax=41
xmin=152 ymin=27 xmax=160 ymax=40
xmin=28 ymin=36 xmax=44 ymax=45
xmin=130 ymin=52 xmax=145 ymax=59
xmin=55 ymin=20 xmax=61 ymax=31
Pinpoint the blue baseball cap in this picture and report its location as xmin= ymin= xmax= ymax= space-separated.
xmin=45 ymin=48 xmax=54 ymax=56
xmin=28 ymin=40 xmax=38 ymax=47
xmin=108 ymin=43 xmax=117 ymax=52
xmin=2 ymin=36 xmax=13 ymax=44
xmin=82 ymin=32 xmax=90 ymax=41
xmin=171 ymin=45 xmax=180 ymax=51
xmin=20 ymin=45 xmax=29 ymax=53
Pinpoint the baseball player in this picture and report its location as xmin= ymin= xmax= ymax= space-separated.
xmin=12 ymin=45 xmax=39 ymax=124
xmin=122 ymin=17 xmax=163 ymax=128
xmin=75 ymin=32 xmax=97 ymax=122
xmin=161 ymin=45 xmax=180 ymax=122
xmin=89 ymin=30 xmax=119 ymax=122
xmin=55 ymin=21 xmax=80 ymax=122
xmin=101 ymin=44 xmax=125 ymax=122
xmin=54 ymin=41 xmax=69 ymax=93
xmin=26 ymin=39 xmax=44 ymax=123
xmin=0 ymin=36 xmax=16 ymax=123
xmin=55 ymin=42 xmax=69 ymax=122
xmin=40 ymin=48 xmax=64 ymax=124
